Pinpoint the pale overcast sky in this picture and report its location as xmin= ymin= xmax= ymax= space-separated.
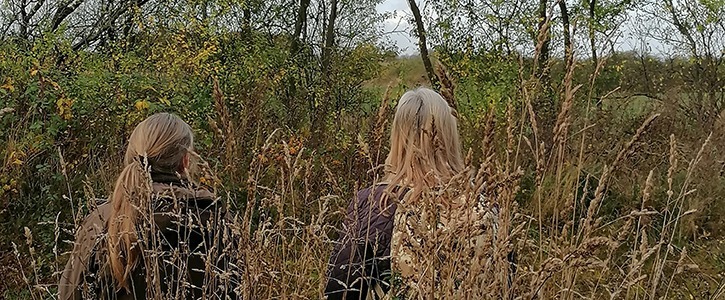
xmin=375 ymin=0 xmax=676 ymax=57
xmin=377 ymin=0 xmax=416 ymax=55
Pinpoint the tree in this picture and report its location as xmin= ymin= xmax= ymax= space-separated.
xmin=407 ymin=0 xmax=439 ymax=90
xmin=559 ymin=0 xmax=571 ymax=69
xmin=640 ymin=0 xmax=725 ymax=128
xmin=51 ymin=0 xmax=85 ymax=31
xmin=290 ymin=0 xmax=311 ymax=55
xmin=321 ymin=0 xmax=337 ymax=76
xmin=536 ymin=0 xmax=550 ymax=77
xmin=586 ymin=0 xmax=597 ymax=65
xmin=582 ymin=0 xmax=633 ymax=66
xmin=533 ymin=0 xmax=554 ymax=138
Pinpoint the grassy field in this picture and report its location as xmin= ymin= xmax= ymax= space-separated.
xmin=2 ymin=0 xmax=725 ymax=296
xmin=2 ymin=49 xmax=725 ymax=299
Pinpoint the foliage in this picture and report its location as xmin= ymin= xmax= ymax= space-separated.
xmin=2 ymin=0 xmax=725 ymax=298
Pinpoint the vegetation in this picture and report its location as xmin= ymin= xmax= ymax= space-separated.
xmin=1 ymin=0 xmax=724 ymax=298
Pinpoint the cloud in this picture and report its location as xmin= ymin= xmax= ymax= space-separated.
xmin=377 ymin=0 xmax=410 ymax=12
xmin=377 ymin=0 xmax=416 ymax=55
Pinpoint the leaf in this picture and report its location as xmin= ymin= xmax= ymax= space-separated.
xmin=49 ymin=80 xmax=61 ymax=90
xmin=56 ymin=97 xmax=74 ymax=120
xmin=135 ymin=100 xmax=150 ymax=110
xmin=1 ymin=78 xmax=13 ymax=92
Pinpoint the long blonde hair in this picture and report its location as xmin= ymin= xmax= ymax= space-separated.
xmin=384 ymin=87 xmax=464 ymax=199
xmin=107 ymin=113 xmax=194 ymax=290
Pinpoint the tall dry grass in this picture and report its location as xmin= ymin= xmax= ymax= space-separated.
xmin=8 ymin=17 xmax=725 ymax=300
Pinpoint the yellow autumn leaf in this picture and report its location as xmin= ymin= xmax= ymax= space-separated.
xmin=56 ymin=97 xmax=74 ymax=120
xmin=1 ymin=78 xmax=13 ymax=92
xmin=0 ymin=83 xmax=12 ymax=93
xmin=12 ymin=159 xmax=23 ymax=165
xmin=30 ymin=69 xmax=38 ymax=76
xmin=134 ymin=100 xmax=150 ymax=110
xmin=49 ymin=80 xmax=60 ymax=90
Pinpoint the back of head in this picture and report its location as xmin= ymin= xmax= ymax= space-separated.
xmin=123 ymin=113 xmax=194 ymax=173
xmin=107 ymin=112 xmax=194 ymax=291
xmin=384 ymin=87 xmax=464 ymax=194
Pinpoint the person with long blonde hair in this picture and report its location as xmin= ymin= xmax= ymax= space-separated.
xmin=59 ymin=113 xmax=237 ymax=299
xmin=324 ymin=87 xmax=497 ymax=299
xmin=383 ymin=87 xmax=464 ymax=194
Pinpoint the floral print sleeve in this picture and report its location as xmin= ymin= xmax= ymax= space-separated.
xmin=390 ymin=190 xmax=500 ymax=299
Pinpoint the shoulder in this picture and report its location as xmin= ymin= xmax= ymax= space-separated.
xmin=59 ymin=202 xmax=112 ymax=300
xmin=69 ymin=202 xmax=112 ymax=259
xmin=357 ymin=183 xmax=403 ymax=201
xmin=353 ymin=184 xmax=398 ymax=209
xmin=77 ymin=202 xmax=112 ymax=238
xmin=77 ymin=203 xmax=115 ymax=257
xmin=349 ymin=185 xmax=376 ymax=209
xmin=150 ymin=183 xmax=224 ymax=229
xmin=151 ymin=182 xmax=220 ymax=211
xmin=152 ymin=182 xmax=215 ymax=201
xmin=355 ymin=185 xmax=377 ymax=200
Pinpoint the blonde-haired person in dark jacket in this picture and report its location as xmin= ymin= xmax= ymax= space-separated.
xmin=324 ymin=88 xmax=500 ymax=299
xmin=58 ymin=113 xmax=238 ymax=299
